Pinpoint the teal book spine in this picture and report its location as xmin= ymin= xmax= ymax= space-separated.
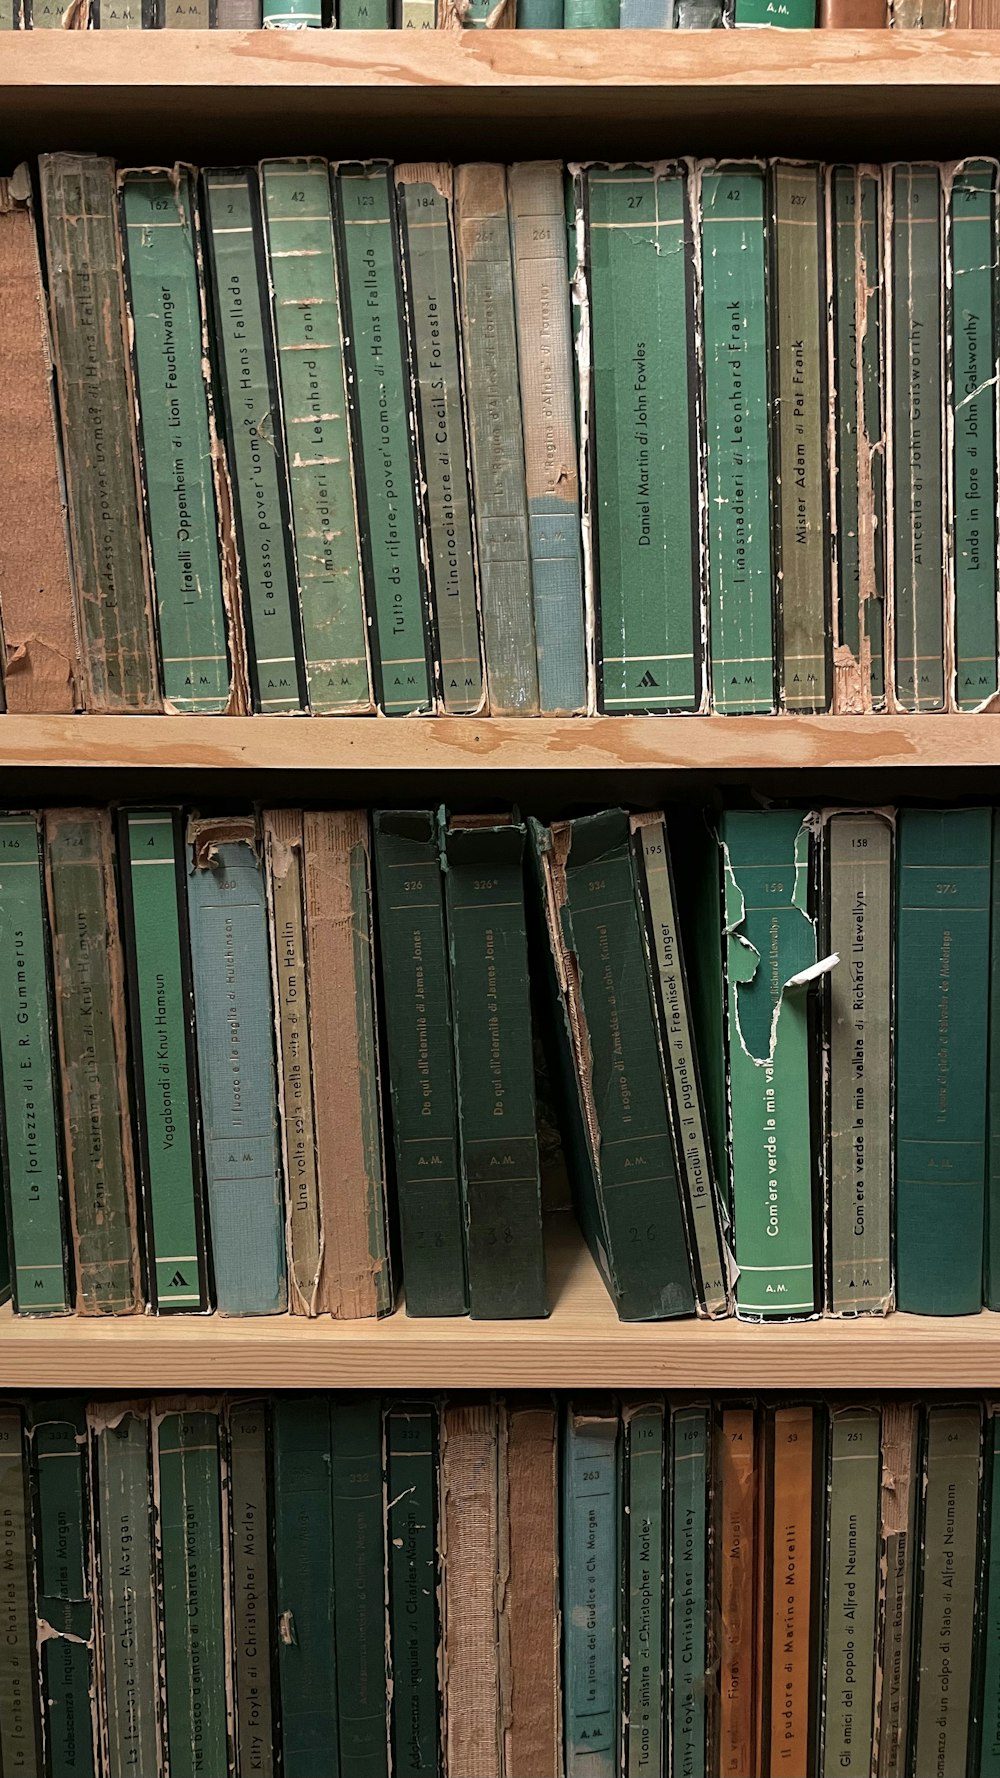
xmin=671 ymin=1405 xmax=710 ymax=1778
xmin=896 ymin=807 xmax=991 ymax=1314
xmin=154 ymin=1404 xmax=229 ymax=1778
xmin=334 ymin=162 xmax=432 ymax=715
xmin=564 ymin=0 xmax=616 ymax=19
xmin=260 ymin=159 xmax=373 ymax=714
xmin=386 ymin=1402 xmax=439 ymax=1778
xmin=92 ymin=1404 xmax=162 ymax=1778
xmin=0 ymin=814 xmax=70 ymax=1314
xmin=949 ymin=158 xmax=999 ymax=710
xmin=699 ymin=161 xmax=775 ymax=714
xmin=623 ymin=1402 xmax=664 ymax=1778
xmin=340 ymin=0 xmax=390 ymax=17
xmin=331 ymin=1397 xmax=389 ymax=1778
xmin=31 ymin=1399 xmax=97 ymax=1778
xmin=517 ymin=0 xmax=562 ymax=18
xmin=562 ymin=1402 xmax=620 ymax=1778
xmin=227 ymin=1397 xmax=277 ymax=1778
xmin=989 ymin=806 xmax=1000 ymax=1309
xmin=273 ymin=1397 xmax=338 ymax=1778
xmin=733 ymin=0 xmax=815 ymax=20
xmin=262 ymin=0 xmax=321 ymax=19
xmin=0 ymin=1405 xmax=42 ymax=1778
xmin=977 ymin=1406 xmax=1000 ymax=1777
xmin=186 ymin=816 xmax=286 ymax=1316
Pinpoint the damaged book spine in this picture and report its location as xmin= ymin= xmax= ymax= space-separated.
xmin=948 ymin=157 xmax=1000 ymax=711
xmin=0 ymin=1404 xmax=42 ymax=1778
xmin=226 ymin=1397 xmax=277 ymax=1778
xmin=91 ymin=1401 xmax=162 ymax=1778
xmin=875 ymin=1401 xmax=919 ymax=1778
xmin=31 ymin=1397 xmax=100 ymax=1778
xmin=499 ymin=1398 xmax=562 ymax=1778
xmin=440 ymin=1399 xmax=501 ymax=1777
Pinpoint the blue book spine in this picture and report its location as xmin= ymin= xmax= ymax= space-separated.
xmin=563 ymin=1402 xmax=620 ymax=1778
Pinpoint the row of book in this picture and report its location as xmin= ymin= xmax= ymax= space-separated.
xmin=9 ymin=0 xmax=998 ymax=24
xmin=1 ymin=1390 xmax=998 ymax=1778
xmin=4 ymin=154 xmax=1000 ymax=720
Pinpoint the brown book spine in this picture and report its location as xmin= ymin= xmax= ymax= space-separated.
xmin=764 ymin=1406 xmax=817 ymax=1778
xmin=498 ymin=1400 xmax=561 ymax=1778
xmin=441 ymin=1400 xmax=501 ymax=1778
xmin=0 ymin=166 xmax=80 ymax=712
xmin=718 ymin=1406 xmax=757 ymax=1778
xmin=819 ymin=0 xmax=887 ymax=19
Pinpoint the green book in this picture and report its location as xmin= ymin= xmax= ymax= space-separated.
xmin=977 ymin=1404 xmax=1000 ymax=1777
xmin=118 ymin=809 xmax=209 ymax=1314
xmin=395 ymin=164 xmax=483 ymax=714
xmin=950 ymin=159 xmax=999 ymax=710
xmin=824 ymin=810 xmax=893 ymax=1314
xmin=340 ymin=0 xmax=390 ymax=18
xmin=155 ymin=1405 xmax=228 ymax=1778
xmin=896 ymin=807 xmax=991 ymax=1314
xmin=586 ymin=163 xmax=700 ymax=713
xmin=733 ymin=0 xmax=815 ymax=21
xmin=771 ymin=161 xmax=829 ymax=712
xmin=38 ymin=155 xmax=159 ymax=713
xmin=699 ymin=162 xmax=775 ymax=714
xmin=720 ymin=809 xmax=819 ymax=1318
xmin=911 ymin=1404 xmax=982 ymax=1778
xmin=45 ymin=809 xmax=141 ymax=1315
xmin=331 ymin=1397 xmax=388 ymax=1778
xmin=261 ymin=159 xmax=372 ymax=714
xmin=623 ymin=1402 xmax=664 ymax=1778
xmin=202 ymin=168 xmax=305 ymax=713
xmin=562 ymin=1402 xmax=620 ymax=1778
xmin=92 ymin=1405 xmax=161 ymax=1778
xmin=0 ymin=1405 xmax=41 ymax=1778
xmin=671 ymin=1404 xmax=710 ymax=1778
xmin=273 ymin=1397 xmax=338 ymax=1777
xmin=821 ymin=1405 xmax=880 ymax=1778
xmin=31 ymin=1399 xmax=97 ymax=1778
xmin=262 ymin=0 xmax=322 ymax=20
xmin=890 ymin=164 xmax=946 ymax=711
xmin=564 ymin=0 xmax=616 ymax=19
xmin=443 ymin=817 xmax=547 ymax=1320
xmin=119 ymin=167 xmax=236 ymax=714
xmin=227 ymin=1397 xmax=276 ymax=1778
xmin=988 ymin=808 xmax=1000 ymax=1310
xmin=0 ymin=814 xmax=70 ymax=1314
xmin=876 ymin=1403 xmax=920 ymax=1778
xmin=386 ymin=1401 xmax=439 ymax=1778
xmin=334 ymin=162 xmax=433 ymax=715
xmin=372 ymin=812 xmax=466 ymax=1318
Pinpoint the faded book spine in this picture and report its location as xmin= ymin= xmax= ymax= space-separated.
xmin=822 ymin=1405 xmax=880 ymax=1778
xmin=216 ymin=0 xmax=261 ymax=18
xmin=718 ymin=1405 xmax=756 ymax=1778
xmin=911 ymin=1405 xmax=982 ymax=1776
xmin=624 ymin=1401 xmax=664 ymax=1778
xmin=39 ymin=155 xmax=159 ymax=712
xmin=273 ymin=1398 xmax=338 ymax=1777
xmin=442 ymin=1400 xmax=500 ymax=1778
xmin=45 ymin=809 xmax=142 ymax=1315
xmin=977 ymin=1405 xmax=1000 ymax=1777
xmin=876 ymin=1402 xmax=919 ymax=1778
xmin=386 ymin=1401 xmax=439 ymax=1778
xmin=671 ymin=1403 xmax=710 ymax=1778
xmin=91 ymin=1404 xmax=161 ymax=1778
xmin=263 ymin=810 xmax=320 ymax=1316
xmin=949 ymin=158 xmax=999 ymax=710
xmin=331 ymin=1396 xmax=389 ymax=1776
xmin=990 ymin=806 xmax=1000 ymax=1310
xmin=227 ymin=1397 xmax=276 ymax=1778
xmin=399 ymin=0 xmax=435 ymax=19
xmin=31 ymin=1399 xmax=98 ymax=1778
xmin=0 ymin=1405 xmax=42 ymax=1778
xmin=154 ymin=1404 xmax=229 ymax=1778
xmin=760 ymin=1405 xmax=819 ymax=1778
xmin=562 ymin=1402 xmax=619 ymax=1778
xmin=500 ymin=1399 xmax=561 ymax=1778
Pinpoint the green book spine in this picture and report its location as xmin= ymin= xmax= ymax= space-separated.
xmin=562 ymin=1402 xmax=620 ymax=1778
xmin=771 ymin=162 xmax=829 ymax=713
xmin=821 ymin=1405 xmax=880 ymax=1778
xmin=372 ymin=811 xmax=466 ymax=1318
xmin=395 ymin=164 xmax=484 ymax=714
xmin=508 ymin=161 xmax=586 ymax=714
xmin=443 ymin=818 xmax=547 ymax=1320
xmin=38 ymin=155 xmax=159 ymax=713
xmin=949 ymin=158 xmax=999 ymax=710
xmin=563 ymin=0 xmax=616 ymax=20
xmin=155 ymin=1405 xmax=229 ymax=1778
xmin=587 ymin=163 xmax=700 ymax=713
xmin=912 ymin=1404 xmax=982 ymax=1778
xmin=227 ymin=1397 xmax=276 ymax=1778
xmin=261 ymin=159 xmax=372 ymax=713
xmin=733 ymin=0 xmax=815 ymax=21
xmin=825 ymin=810 xmax=893 ymax=1314
xmin=119 ymin=809 xmax=209 ymax=1313
xmin=119 ymin=167 xmax=236 ymax=714
xmin=454 ymin=163 xmax=538 ymax=715
xmin=977 ymin=1407 xmax=1000 ymax=1777
xmin=331 ymin=1397 xmax=389 ymax=1777
xmin=517 ymin=0 xmax=562 ymax=15
xmin=700 ymin=162 xmax=775 ymax=714
xmin=386 ymin=1402 xmax=439 ymax=1778
xmin=0 ymin=815 xmax=70 ymax=1313
xmin=334 ymin=162 xmax=432 ymax=715
xmin=0 ymin=1405 xmax=41 ymax=1778
xmin=989 ymin=807 xmax=1000 ymax=1309
xmin=876 ymin=1402 xmax=920 ymax=1778
xmin=671 ymin=1404 xmax=710 ymax=1778
xmin=890 ymin=164 xmax=946 ymax=711
xmin=623 ymin=1402 xmax=664 ymax=1778
xmin=262 ymin=0 xmax=321 ymax=20
xmin=202 ymin=168 xmax=305 ymax=713
xmin=92 ymin=1405 xmax=161 ymax=1778
xmin=895 ymin=807 xmax=991 ymax=1314
xmin=340 ymin=0 xmax=390 ymax=18
xmin=273 ymin=1397 xmax=338 ymax=1778
xmin=31 ymin=1400 xmax=97 ymax=1778
xmin=720 ymin=809 xmax=818 ymax=1317
xmin=44 ymin=810 xmax=142 ymax=1315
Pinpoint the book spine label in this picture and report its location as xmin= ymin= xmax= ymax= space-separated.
xmin=155 ymin=1407 xmax=229 ymax=1778
xmin=588 ymin=163 xmax=700 ymax=713
xmin=202 ymin=169 xmax=304 ymax=713
xmin=624 ymin=1403 xmax=664 ymax=1778
xmin=0 ymin=1407 xmax=41 ymax=1778
xmin=334 ymin=163 xmax=432 ymax=715
xmin=32 ymin=1401 xmax=98 ymax=1778
xmin=671 ymin=1404 xmax=709 ymax=1778
xmin=718 ymin=1406 xmax=756 ymax=1777
xmin=39 ymin=155 xmax=159 ymax=712
xmin=395 ymin=165 xmax=484 ymax=713
xmin=331 ymin=1397 xmax=389 ymax=1776
xmin=273 ymin=1399 xmax=338 ymax=1777
xmin=763 ymin=1406 xmax=817 ymax=1776
xmin=889 ymin=165 xmax=947 ymax=710
xmin=700 ymin=162 xmax=775 ymax=714
xmin=500 ymin=1401 xmax=561 ymax=1778
xmin=978 ymin=1410 xmax=1000 ymax=1777
xmin=227 ymin=1398 xmax=276 ymax=1778
xmin=386 ymin=1402 xmax=439 ymax=1778
xmin=876 ymin=1402 xmax=919 ymax=1778
xmin=372 ymin=812 xmax=466 ymax=1317
xmin=0 ymin=816 xmax=69 ymax=1312
xmin=45 ymin=810 xmax=141 ymax=1315
xmin=455 ymin=163 xmax=538 ymax=715
xmin=441 ymin=1402 xmax=501 ymax=1778
xmin=186 ymin=818 xmax=286 ymax=1315
xmin=895 ymin=807 xmax=991 ymax=1313
xmin=95 ymin=0 xmax=146 ymax=23
xmin=261 ymin=160 xmax=373 ymax=713
xmin=912 ymin=1405 xmax=982 ymax=1776
xmin=400 ymin=0 xmax=435 ymax=19
xmin=120 ymin=810 xmax=208 ymax=1313
xmin=92 ymin=1406 xmax=161 ymax=1778
xmin=562 ymin=1405 xmax=619 ymax=1778
xmin=822 ymin=1406 xmax=880 ymax=1778
xmin=826 ymin=811 xmax=893 ymax=1313
xmin=949 ymin=159 xmax=999 ymax=709
xmin=508 ymin=162 xmax=586 ymax=715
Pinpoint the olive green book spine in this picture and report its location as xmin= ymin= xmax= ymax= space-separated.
xmin=331 ymin=1397 xmax=389 ymax=1777
xmin=91 ymin=1404 xmax=161 ymax=1778
xmin=624 ymin=1402 xmax=664 ymax=1778
xmin=44 ymin=809 xmax=142 ymax=1315
xmin=227 ymin=1397 xmax=276 ymax=1778
xmin=273 ymin=1397 xmax=338 ymax=1778
xmin=261 ymin=159 xmax=373 ymax=714
xmin=988 ymin=807 xmax=1000 ymax=1310
xmin=949 ymin=158 xmax=999 ymax=710
xmin=154 ymin=1403 xmax=229 ymax=1778
xmin=586 ymin=162 xmax=700 ymax=713
xmin=699 ymin=161 xmax=775 ymax=714
xmin=876 ymin=1402 xmax=920 ymax=1778
xmin=386 ymin=1401 xmax=439 ymax=1778
xmin=911 ymin=1404 xmax=982 ymax=1778
xmin=671 ymin=1403 xmax=710 ymax=1778
xmin=771 ymin=161 xmax=829 ymax=713
xmin=0 ymin=814 xmax=70 ymax=1314
xmin=0 ymin=1405 xmax=42 ymax=1778
xmin=562 ymin=1402 xmax=620 ymax=1778
xmin=821 ymin=1405 xmax=880 ymax=1778
xmin=889 ymin=164 xmax=947 ymax=711
xmin=977 ymin=1404 xmax=1000 ymax=1777
xmin=334 ymin=162 xmax=433 ymax=715
xmin=31 ymin=1399 xmax=98 ymax=1778
xmin=38 ymin=155 xmax=159 ymax=712
xmin=395 ymin=164 xmax=484 ymax=713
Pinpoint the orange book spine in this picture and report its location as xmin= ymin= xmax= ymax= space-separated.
xmin=718 ymin=1406 xmax=757 ymax=1778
